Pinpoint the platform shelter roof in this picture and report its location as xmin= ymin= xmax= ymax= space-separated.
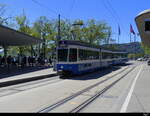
xmin=0 ymin=25 xmax=43 ymax=46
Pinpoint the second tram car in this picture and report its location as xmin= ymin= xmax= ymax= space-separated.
xmin=56 ymin=40 xmax=128 ymax=76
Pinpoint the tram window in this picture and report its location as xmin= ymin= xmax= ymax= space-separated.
xmin=122 ymin=54 xmax=127 ymax=58
xmin=79 ymin=49 xmax=87 ymax=61
xmin=115 ymin=53 xmax=120 ymax=58
xmin=108 ymin=53 xmax=113 ymax=59
xmin=58 ymin=49 xmax=68 ymax=62
xmin=145 ymin=21 xmax=150 ymax=31
xmin=102 ymin=52 xmax=106 ymax=59
xmin=69 ymin=48 xmax=77 ymax=62
xmin=102 ymin=52 xmax=111 ymax=59
xmin=79 ymin=49 xmax=99 ymax=61
xmin=95 ymin=52 xmax=99 ymax=59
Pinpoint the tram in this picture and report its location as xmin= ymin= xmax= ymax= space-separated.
xmin=56 ymin=40 xmax=128 ymax=76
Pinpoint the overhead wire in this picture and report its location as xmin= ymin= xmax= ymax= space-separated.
xmin=31 ymin=0 xmax=68 ymax=20
xmin=100 ymin=0 xmax=119 ymax=43
xmin=101 ymin=0 xmax=130 ymax=43
xmin=68 ymin=0 xmax=76 ymax=18
xmin=31 ymin=0 xmax=131 ymax=43
xmin=106 ymin=0 xmax=129 ymax=35
xmin=101 ymin=0 xmax=119 ymax=24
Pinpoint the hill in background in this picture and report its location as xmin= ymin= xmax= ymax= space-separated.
xmin=118 ymin=42 xmax=144 ymax=54
xmin=103 ymin=42 xmax=144 ymax=54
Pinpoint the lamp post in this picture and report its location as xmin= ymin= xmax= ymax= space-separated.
xmin=71 ymin=22 xmax=84 ymax=41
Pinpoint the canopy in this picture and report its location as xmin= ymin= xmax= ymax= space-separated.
xmin=0 ymin=25 xmax=43 ymax=46
xmin=135 ymin=9 xmax=150 ymax=46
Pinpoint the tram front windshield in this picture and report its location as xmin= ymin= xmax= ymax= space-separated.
xmin=58 ymin=49 xmax=68 ymax=62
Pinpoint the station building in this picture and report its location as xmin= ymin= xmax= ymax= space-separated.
xmin=135 ymin=9 xmax=150 ymax=47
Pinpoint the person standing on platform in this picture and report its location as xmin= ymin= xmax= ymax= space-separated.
xmin=49 ymin=57 xmax=52 ymax=66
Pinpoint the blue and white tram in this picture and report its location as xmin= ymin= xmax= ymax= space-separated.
xmin=56 ymin=40 xmax=128 ymax=76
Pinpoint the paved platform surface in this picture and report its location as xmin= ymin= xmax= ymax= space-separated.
xmin=0 ymin=61 xmax=149 ymax=113
xmin=126 ymin=62 xmax=150 ymax=113
xmin=0 ymin=66 xmax=54 ymax=78
xmin=0 ymin=67 xmax=57 ymax=86
xmin=80 ymin=61 xmax=150 ymax=113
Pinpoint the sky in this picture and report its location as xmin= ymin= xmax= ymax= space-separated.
xmin=1 ymin=0 xmax=150 ymax=44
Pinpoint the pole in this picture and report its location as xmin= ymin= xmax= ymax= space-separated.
xmin=118 ymin=34 xmax=120 ymax=44
xmin=134 ymin=34 xmax=136 ymax=43
xmin=130 ymin=32 xmax=132 ymax=43
xmin=55 ymin=14 xmax=61 ymax=69
xmin=31 ymin=45 xmax=33 ymax=57
xmin=41 ymin=33 xmax=46 ymax=59
xmin=58 ymin=14 xmax=61 ymax=45
xmin=134 ymin=34 xmax=136 ymax=60
xmin=118 ymin=25 xmax=120 ymax=44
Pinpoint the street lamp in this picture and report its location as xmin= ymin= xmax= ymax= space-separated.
xmin=71 ymin=22 xmax=84 ymax=41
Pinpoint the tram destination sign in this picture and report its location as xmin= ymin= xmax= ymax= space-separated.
xmin=59 ymin=41 xmax=68 ymax=48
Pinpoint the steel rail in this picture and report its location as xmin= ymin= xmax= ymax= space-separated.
xmin=38 ymin=66 xmax=133 ymax=113
xmin=70 ymin=67 xmax=136 ymax=113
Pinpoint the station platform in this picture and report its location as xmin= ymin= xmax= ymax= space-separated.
xmin=0 ymin=61 xmax=149 ymax=113
xmin=0 ymin=66 xmax=57 ymax=88
xmin=126 ymin=62 xmax=150 ymax=112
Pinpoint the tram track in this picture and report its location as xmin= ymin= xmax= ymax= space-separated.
xmin=38 ymin=65 xmax=136 ymax=113
xmin=70 ymin=67 xmax=136 ymax=113
xmin=0 ymin=65 xmax=130 ymax=98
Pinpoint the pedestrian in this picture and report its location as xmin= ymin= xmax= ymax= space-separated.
xmin=1 ymin=56 xmax=5 ymax=65
xmin=28 ymin=56 xmax=32 ymax=66
xmin=0 ymin=55 xmax=2 ymax=66
xmin=7 ymin=55 xmax=12 ymax=69
xmin=49 ymin=57 xmax=52 ymax=66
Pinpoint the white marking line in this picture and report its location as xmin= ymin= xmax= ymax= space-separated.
xmin=120 ymin=65 xmax=143 ymax=113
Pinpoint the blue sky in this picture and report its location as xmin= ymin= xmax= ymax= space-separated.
xmin=1 ymin=0 xmax=150 ymax=44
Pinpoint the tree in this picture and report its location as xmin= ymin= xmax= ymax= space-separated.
xmin=70 ymin=19 xmax=84 ymax=41
xmin=15 ymin=11 xmax=32 ymax=56
xmin=60 ymin=19 xmax=72 ymax=40
xmin=0 ymin=4 xmax=12 ymax=25
xmin=80 ymin=19 xmax=112 ymax=45
xmin=33 ymin=16 xmax=55 ymax=58
xmin=0 ymin=4 xmax=7 ymax=24
xmin=142 ymin=43 xmax=150 ymax=55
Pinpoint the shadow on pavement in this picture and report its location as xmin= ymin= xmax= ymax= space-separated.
xmin=0 ymin=66 xmax=53 ymax=79
xmin=60 ymin=63 xmax=132 ymax=80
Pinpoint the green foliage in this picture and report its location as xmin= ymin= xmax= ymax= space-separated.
xmin=69 ymin=19 xmax=112 ymax=45
xmin=128 ymin=53 xmax=145 ymax=59
xmin=4 ymin=10 xmax=113 ymax=58
xmin=0 ymin=4 xmax=9 ymax=25
xmin=141 ymin=43 xmax=150 ymax=55
xmin=15 ymin=11 xmax=32 ymax=56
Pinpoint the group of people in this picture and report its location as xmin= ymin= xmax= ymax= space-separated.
xmin=0 ymin=55 xmax=54 ymax=68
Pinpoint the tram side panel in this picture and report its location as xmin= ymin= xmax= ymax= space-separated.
xmin=56 ymin=41 xmax=128 ymax=76
xmin=57 ymin=47 xmax=102 ymax=75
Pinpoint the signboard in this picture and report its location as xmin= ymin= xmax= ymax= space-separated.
xmin=59 ymin=41 xmax=68 ymax=48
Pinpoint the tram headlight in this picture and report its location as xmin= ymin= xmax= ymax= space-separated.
xmin=60 ymin=66 xmax=64 ymax=69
